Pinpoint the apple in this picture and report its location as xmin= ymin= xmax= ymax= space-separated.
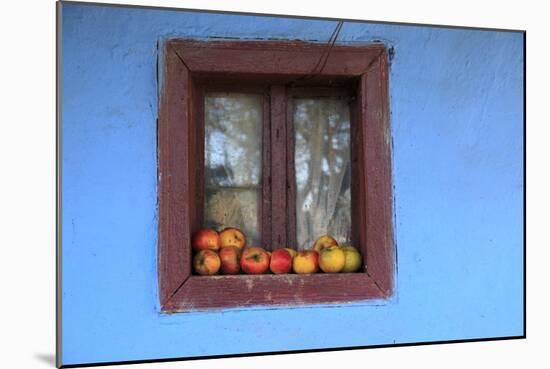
xmin=220 ymin=227 xmax=247 ymax=250
xmin=318 ymin=245 xmax=346 ymax=273
xmin=312 ymin=235 xmax=338 ymax=253
xmin=240 ymin=246 xmax=270 ymax=274
xmin=192 ymin=228 xmax=221 ymax=252
xmin=341 ymin=245 xmax=363 ymax=273
xmin=264 ymin=251 xmax=274 ymax=274
xmin=193 ymin=249 xmax=221 ymax=275
xmin=219 ymin=246 xmax=241 ymax=275
xmin=269 ymin=249 xmax=293 ymax=274
xmin=292 ymin=250 xmax=319 ymax=274
xmin=284 ymin=248 xmax=297 ymax=259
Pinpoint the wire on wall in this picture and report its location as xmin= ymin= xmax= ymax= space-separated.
xmin=288 ymin=20 xmax=344 ymax=85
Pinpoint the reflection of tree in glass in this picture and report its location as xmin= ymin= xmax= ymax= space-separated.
xmin=294 ymin=98 xmax=351 ymax=249
xmin=204 ymin=189 xmax=260 ymax=245
xmin=203 ymin=93 xmax=263 ymax=246
xmin=205 ymin=94 xmax=262 ymax=187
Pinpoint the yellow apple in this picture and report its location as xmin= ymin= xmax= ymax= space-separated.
xmin=292 ymin=250 xmax=319 ymax=274
xmin=312 ymin=235 xmax=338 ymax=253
xmin=318 ymin=245 xmax=346 ymax=273
xmin=283 ymin=248 xmax=297 ymax=259
xmin=219 ymin=227 xmax=246 ymax=250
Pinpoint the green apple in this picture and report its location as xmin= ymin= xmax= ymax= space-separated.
xmin=341 ymin=245 xmax=362 ymax=273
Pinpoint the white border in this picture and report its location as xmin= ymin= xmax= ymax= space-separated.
xmin=1 ymin=1 xmax=545 ymax=369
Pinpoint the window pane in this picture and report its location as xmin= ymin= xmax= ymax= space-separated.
xmin=204 ymin=188 xmax=261 ymax=246
xmin=205 ymin=93 xmax=262 ymax=187
xmin=293 ymin=98 xmax=352 ymax=250
xmin=204 ymin=93 xmax=262 ymax=246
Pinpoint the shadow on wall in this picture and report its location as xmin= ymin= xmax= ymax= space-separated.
xmin=34 ymin=353 xmax=56 ymax=366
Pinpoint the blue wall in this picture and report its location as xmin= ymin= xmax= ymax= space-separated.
xmin=61 ymin=3 xmax=524 ymax=365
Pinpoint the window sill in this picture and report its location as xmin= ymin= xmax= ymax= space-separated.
xmin=162 ymin=273 xmax=390 ymax=313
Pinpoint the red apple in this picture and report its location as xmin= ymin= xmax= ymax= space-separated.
xmin=293 ymin=250 xmax=319 ymax=274
xmin=193 ymin=249 xmax=221 ymax=275
xmin=192 ymin=228 xmax=221 ymax=252
xmin=265 ymin=251 xmax=273 ymax=274
xmin=240 ymin=246 xmax=270 ymax=274
xmin=219 ymin=246 xmax=241 ymax=275
xmin=270 ymin=248 xmax=293 ymax=274
xmin=220 ymin=227 xmax=247 ymax=250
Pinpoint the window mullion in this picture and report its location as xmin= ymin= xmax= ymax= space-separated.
xmin=261 ymin=92 xmax=272 ymax=249
xmin=286 ymin=95 xmax=297 ymax=249
xmin=269 ymin=85 xmax=288 ymax=249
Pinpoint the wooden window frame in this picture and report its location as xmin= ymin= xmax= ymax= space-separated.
xmin=158 ymin=39 xmax=394 ymax=312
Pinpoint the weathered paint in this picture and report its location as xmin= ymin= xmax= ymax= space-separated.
xmin=60 ymin=2 xmax=524 ymax=366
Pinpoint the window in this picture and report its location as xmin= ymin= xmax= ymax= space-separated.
xmin=158 ymin=40 xmax=394 ymax=312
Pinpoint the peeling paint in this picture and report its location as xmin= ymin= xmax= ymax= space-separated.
xmin=244 ymin=277 xmax=254 ymax=292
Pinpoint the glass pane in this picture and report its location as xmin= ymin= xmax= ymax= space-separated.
xmin=204 ymin=188 xmax=261 ymax=246
xmin=205 ymin=93 xmax=262 ymax=187
xmin=204 ymin=93 xmax=262 ymax=246
xmin=293 ymin=98 xmax=352 ymax=250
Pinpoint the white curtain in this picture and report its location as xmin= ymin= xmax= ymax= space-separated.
xmin=294 ymin=98 xmax=352 ymax=249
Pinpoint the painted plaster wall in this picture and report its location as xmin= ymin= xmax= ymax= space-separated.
xmin=61 ymin=3 xmax=524 ymax=365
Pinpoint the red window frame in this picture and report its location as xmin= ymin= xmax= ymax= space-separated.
xmin=158 ymin=40 xmax=394 ymax=312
